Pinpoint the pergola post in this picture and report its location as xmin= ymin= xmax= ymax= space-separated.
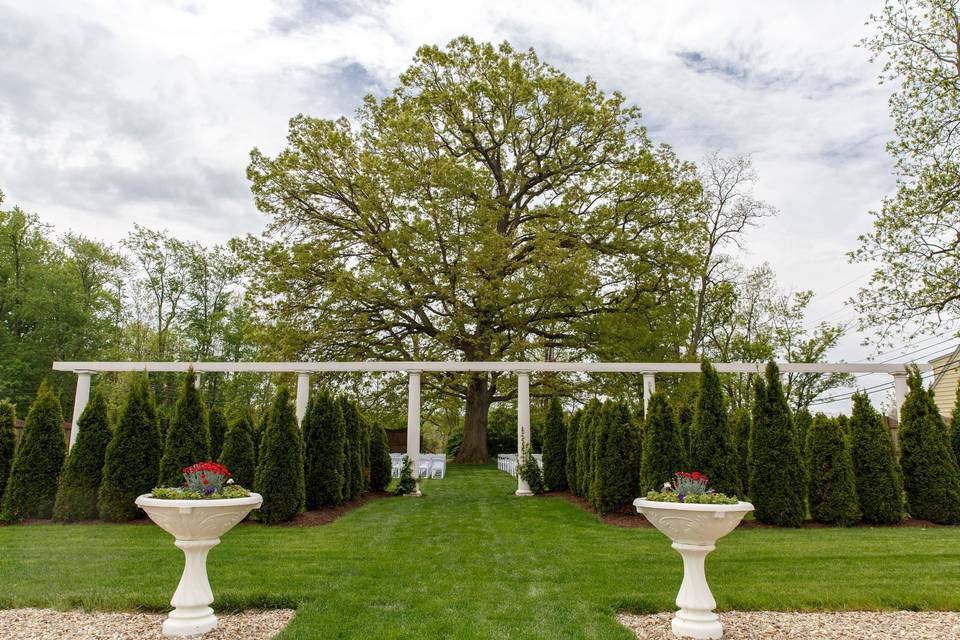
xmin=69 ymin=370 xmax=94 ymax=449
xmin=891 ymin=371 xmax=908 ymax=456
xmin=642 ymin=371 xmax=656 ymax=417
xmin=516 ymin=370 xmax=532 ymax=496
xmin=295 ymin=372 xmax=310 ymax=427
xmin=406 ymin=370 xmax=422 ymax=496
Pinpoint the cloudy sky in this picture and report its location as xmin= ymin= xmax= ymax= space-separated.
xmin=1 ymin=0 xmax=952 ymax=409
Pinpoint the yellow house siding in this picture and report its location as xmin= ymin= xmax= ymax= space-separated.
xmin=931 ymin=351 xmax=960 ymax=421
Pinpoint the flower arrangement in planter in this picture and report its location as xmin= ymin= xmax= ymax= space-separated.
xmin=136 ymin=462 xmax=262 ymax=637
xmin=634 ymin=471 xmax=753 ymax=640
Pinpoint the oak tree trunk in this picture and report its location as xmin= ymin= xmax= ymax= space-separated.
xmin=456 ymin=375 xmax=491 ymax=463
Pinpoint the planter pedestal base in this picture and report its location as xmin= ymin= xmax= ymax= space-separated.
xmin=162 ymin=538 xmax=220 ymax=637
xmin=671 ymin=542 xmax=721 ymax=640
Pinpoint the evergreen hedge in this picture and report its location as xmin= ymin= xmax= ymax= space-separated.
xmin=53 ymin=388 xmax=112 ymax=522
xmin=899 ymin=368 xmax=960 ymax=524
xmin=98 ymin=374 xmax=161 ymax=522
xmin=590 ymin=402 xmax=637 ymax=514
xmin=575 ymin=401 xmax=600 ymax=497
xmin=689 ymin=360 xmax=741 ymax=496
xmin=675 ymin=399 xmax=695 ymax=462
xmin=564 ymin=410 xmax=581 ymax=494
xmin=0 ymin=400 xmax=15 ymax=509
xmin=950 ymin=380 xmax=960 ymax=465
xmin=253 ymin=411 xmax=268 ymax=471
xmin=255 ymin=388 xmax=305 ymax=524
xmin=158 ymin=368 xmax=210 ymax=487
xmin=208 ymin=406 xmax=227 ymax=462
xmin=369 ymin=421 xmax=392 ymax=492
xmin=303 ymin=392 xmax=345 ymax=508
xmin=1 ymin=382 xmax=66 ymax=522
xmin=218 ymin=412 xmax=256 ymax=489
xmin=748 ymin=362 xmax=806 ymax=527
xmin=807 ymin=413 xmax=861 ymax=526
xmin=542 ymin=397 xmax=567 ymax=491
xmin=730 ymin=407 xmax=751 ymax=496
xmin=849 ymin=391 xmax=903 ymax=524
xmin=794 ymin=408 xmax=813 ymax=461
xmin=640 ymin=392 xmax=686 ymax=492
xmin=341 ymin=397 xmax=364 ymax=500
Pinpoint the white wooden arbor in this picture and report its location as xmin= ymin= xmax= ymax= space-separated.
xmin=53 ymin=360 xmax=931 ymax=496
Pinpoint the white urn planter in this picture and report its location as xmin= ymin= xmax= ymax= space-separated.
xmin=633 ymin=498 xmax=753 ymax=640
xmin=136 ymin=493 xmax=263 ymax=637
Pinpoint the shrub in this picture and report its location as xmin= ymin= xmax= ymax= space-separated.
xmin=748 ymin=362 xmax=806 ymax=527
xmin=689 ymin=360 xmax=742 ymax=497
xmin=564 ymin=410 xmax=581 ymax=494
xmin=340 ymin=397 xmax=364 ymax=500
xmin=1 ymin=382 xmax=66 ymax=522
xmin=730 ymin=407 xmax=751 ymax=496
xmin=518 ymin=442 xmax=545 ymax=494
xmin=950 ymin=380 xmax=960 ymax=465
xmin=369 ymin=421 xmax=392 ymax=492
xmin=394 ymin=455 xmax=416 ymax=495
xmin=98 ymin=374 xmax=161 ymax=522
xmin=158 ymin=368 xmax=210 ymax=487
xmin=849 ymin=392 xmax=904 ymax=524
xmin=541 ymin=397 xmax=567 ymax=491
xmin=807 ymin=414 xmax=861 ymax=526
xmin=639 ymin=392 xmax=686 ymax=493
xmin=303 ymin=392 xmax=345 ymax=508
xmin=53 ymin=388 xmax=112 ymax=522
xmin=253 ymin=410 xmax=268 ymax=465
xmin=0 ymin=401 xmax=15 ymax=508
xmin=575 ymin=401 xmax=600 ymax=497
xmin=590 ymin=402 xmax=637 ymax=514
xmin=218 ymin=412 xmax=256 ymax=489
xmin=794 ymin=408 xmax=813 ymax=461
xmin=675 ymin=399 xmax=695 ymax=461
xmin=255 ymin=388 xmax=306 ymax=524
xmin=899 ymin=368 xmax=960 ymax=524
xmin=208 ymin=406 xmax=228 ymax=461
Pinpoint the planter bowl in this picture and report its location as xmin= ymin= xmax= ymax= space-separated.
xmin=136 ymin=493 xmax=262 ymax=637
xmin=634 ymin=498 xmax=753 ymax=640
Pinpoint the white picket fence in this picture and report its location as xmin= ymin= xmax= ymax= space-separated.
xmin=497 ymin=453 xmax=542 ymax=477
xmin=391 ymin=453 xmax=447 ymax=479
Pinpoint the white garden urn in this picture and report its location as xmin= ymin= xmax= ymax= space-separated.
xmin=136 ymin=493 xmax=263 ymax=637
xmin=633 ymin=498 xmax=753 ymax=640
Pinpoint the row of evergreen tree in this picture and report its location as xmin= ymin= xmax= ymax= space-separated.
xmin=539 ymin=361 xmax=960 ymax=525
xmin=0 ymin=369 xmax=393 ymax=525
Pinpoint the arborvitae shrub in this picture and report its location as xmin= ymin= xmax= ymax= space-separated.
xmin=899 ymin=369 xmax=960 ymax=524
xmin=208 ymin=406 xmax=227 ymax=462
xmin=253 ymin=411 xmax=268 ymax=471
xmin=849 ymin=392 xmax=903 ymax=524
xmin=565 ymin=410 xmax=581 ymax=494
xmin=98 ymin=374 xmax=161 ymax=521
xmin=304 ymin=392 xmax=345 ymax=508
xmin=836 ymin=414 xmax=850 ymax=439
xmin=158 ymin=368 xmax=210 ymax=487
xmin=748 ymin=362 xmax=806 ymax=527
xmin=53 ymin=388 xmax=112 ymax=522
xmin=730 ymin=407 xmax=752 ymax=496
xmin=950 ymin=381 xmax=960 ymax=465
xmin=675 ymin=399 xmax=695 ymax=462
xmin=590 ymin=402 xmax=637 ymax=514
xmin=369 ymin=421 xmax=392 ymax=492
xmin=794 ymin=409 xmax=813 ymax=461
xmin=1 ymin=382 xmax=66 ymax=522
xmin=575 ymin=401 xmax=600 ymax=497
xmin=337 ymin=397 xmax=355 ymax=500
xmin=341 ymin=398 xmax=364 ymax=500
xmin=218 ymin=412 xmax=256 ymax=489
xmin=807 ymin=414 xmax=861 ymax=526
xmin=542 ymin=397 xmax=567 ymax=491
xmin=640 ymin=392 xmax=686 ymax=492
xmin=255 ymin=388 xmax=306 ymax=524
xmin=0 ymin=401 xmax=15 ymax=509
xmin=690 ymin=360 xmax=742 ymax=496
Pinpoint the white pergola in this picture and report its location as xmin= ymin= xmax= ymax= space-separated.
xmin=52 ymin=360 xmax=931 ymax=496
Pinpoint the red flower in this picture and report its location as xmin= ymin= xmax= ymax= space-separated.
xmin=202 ymin=479 xmax=209 ymax=485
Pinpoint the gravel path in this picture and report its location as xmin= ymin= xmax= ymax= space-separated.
xmin=0 ymin=609 xmax=295 ymax=639
xmin=619 ymin=611 xmax=960 ymax=639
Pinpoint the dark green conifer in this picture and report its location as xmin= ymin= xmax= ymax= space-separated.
xmin=807 ymin=414 xmax=861 ymax=526
xmin=575 ymin=401 xmax=600 ymax=497
xmin=303 ymin=392 xmax=346 ymax=508
xmin=590 ymin=402 xmax=637 ymax=514
xmin=369 ymin=421 xmax=392 ymax=492
xmin=208 ymin=406 xmax=227 ymax=461
xmin=794 ymin=408 xmax=813 ymax=461
xmin=640 ymin=392 xmax=686 ymax=492
xmin=218 ymin=412 xmax=256 ymax=489
xmin=0 ymin=401 xmax=15 ymax=508
xmin=730 ymin=407 xmax=752 ymax=496
xmin=542 ymin=397 xmax=567 ymax=491
xmin=564 ymin=410 xmax=581 ymax=494
xmin=950 ymin=380 xmax=960 ymax=465
xmin=690 ymin=360 xmax=742 ymax=496
xmin=158 ymin=368 xmax=210 ymax=487
xmin=849 ymin=392 xmax=903 ymax=524
xmin=54 ymin=388 xmax=112 ymax=521
xmin=255 ymin=388 xmax=305 ymax=524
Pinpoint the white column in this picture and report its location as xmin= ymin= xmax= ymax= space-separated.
xmin=194 ymin=371 xmax=202 ymax=389
xmin=69 ymin=370 xmax=93 ymax=449
xmin=516 ymin=370 xmax=532 ymax=496
xmin=642 ymin=371 xmax=656 ymax=417
xmin=295 ymin=372 xmax=310 ymax=427
xmin=406 ymin=370 xmax=422 ymax=496
xmin=891 ymin=371 xmax=908 ymax=456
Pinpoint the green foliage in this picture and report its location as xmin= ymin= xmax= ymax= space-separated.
xmin=541 ymin=397 xmax=567 ymax=491
xmin=849 ymin=392 xmax=904 ymax=524
xmin=675 ymin=400 xmax=695 ymax=462
xmin=564 ymin=410 xmax=581 ymax=494
xmin=899 ymin=368 xmax=960 ymax=524
xmin=149 ymin=485 xmax=250 ymax=500
xmin=730 ymin=407 xmax=752 ymax=497
xmin=158 ymin=369 xmax=210 ymax=487
xmin=950 ymin=381 xmax=960 ymax=465
xmin=255 ymin=388 xmax=306 ymax=524
xmin=208 ymin=406 xmax=227 ymax=461
xmin=689 ymin=361 xmax=741 ymax=496
xmin=53 ymin=388 xmax=111 ymax=522
xmin=1 ymin=382 xmax=65 ymax=522
xmin=339 ymin=397 xmax=364 ymax=501
xmin=639 ymin=392 xmax=686 ymax=493
xmin=749 ymin=362 xmax=806 ymax=527
xmin=643 ymin=490 xmax=739 ymax=505
xmin=98 ymin=374 xmax=161 ymax=522
xmin=368 ymin=422 xmax=392 ymax=493
xmin=218 ymin=412 xmax=256 ymax=489
xmin=794 ymin=409 xmax=812 ymax=461
xmin=518 ymin=444 xmax=545 ymax=495
xmin=0 ymin=401 xmax=15 ymax=508
xmin=590 ymin=402 xmax=638 ymax=515
xmin=807 ymin=414 xmax=861 ymax=526
xmin=253 ymin=410 xmax=268 ymax=471
xmin=394 ymin=456 xmax=416 ymax=496
xmin=303 ymin=392 xmax=345 ymax=508
xmin=575 ymin=401 xmax=600 ymax=497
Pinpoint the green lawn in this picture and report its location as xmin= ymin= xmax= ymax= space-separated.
xmin=2 ymin=465 xmax=960 ymax=639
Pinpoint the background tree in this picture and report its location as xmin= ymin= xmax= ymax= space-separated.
xmin=689 ymin=360 xmax=741 ymax=495
xmin=640 ymin=392 xmax=686 ymax=492
xmin=208 ymin=406 xmax=227 ymax=461
xmin=218 ymin=412 xmax=256 ymax=489
xmin=53 ymin=388 xmax=111 ymax=521
xmin=369 ymin=421 xmax=392 ymax=492
xmin=158 ymin=368 xmax=210 ymax=486
xmin=849 ymin=391 xmax=904 ymax=524
xmin=304 ymin=392 xmax=346 ymax=508
xmin=542 ymin=397 xmax=567 ymax=491
xmin=0 ymin=400 xmax=14 ymax=508
xmin=1 ymin=382 xmax=65 ymax=522
xmin=807 ymin=414 xmax=861 ymax=526
xmin=853 ymin=0 xmax=960 ymax=341
xmin=255 ymin=388 xmax=305 ymax=524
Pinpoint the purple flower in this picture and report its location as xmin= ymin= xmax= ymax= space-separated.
xmin=677 ymin=493 xmax=685 ymax=502
xmin=202 ymin=486 xmax=216 ymax=496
